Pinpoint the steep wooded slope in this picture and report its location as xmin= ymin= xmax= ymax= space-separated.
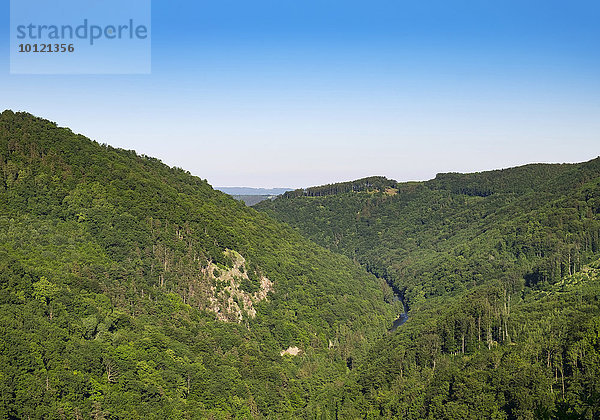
xmin=0 ymin=110 xmax=397 ymax=418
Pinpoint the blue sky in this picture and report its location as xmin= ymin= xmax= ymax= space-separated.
xmin=2 ymin=0 xmax=599 ymax=187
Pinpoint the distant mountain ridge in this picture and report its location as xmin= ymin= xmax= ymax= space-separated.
xmin=282 ymin=175 xmax=398 ymax=198
xmin=277 ymin=160 xmax=600 ymax=199
xmin=216 ymin=186 xmax=293 ymax=195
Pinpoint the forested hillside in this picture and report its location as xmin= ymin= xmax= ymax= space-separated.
xmin=349 ymin=259 xmax=600 ymax=418
xmin=0 ymin=111 xmax=398 ymax=418
xmin=257 ymin=158 xmax=600 ymax=417
xmin=2 ymin=110 xmax=599 ymax=419
xmin=258 ymin=161 xmax=600 ymax=308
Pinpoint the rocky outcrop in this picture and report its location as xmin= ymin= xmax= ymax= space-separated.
xmin=206 ymin=249 xmax=273 ymax=323
xmin=280 ymin=346 xmax=301 ymax=356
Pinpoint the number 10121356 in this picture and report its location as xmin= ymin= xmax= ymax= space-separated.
xmin=18 ymin=44 xmax=75 ymax=53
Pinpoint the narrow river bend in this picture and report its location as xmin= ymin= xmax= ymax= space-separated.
xmin=389 ymin=293 xmax=408 ymax=332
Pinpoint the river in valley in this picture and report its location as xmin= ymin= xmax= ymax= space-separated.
xmin=389 ymin=294 xmax=408 ymax=332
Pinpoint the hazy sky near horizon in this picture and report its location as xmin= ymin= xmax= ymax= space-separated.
xmin=1 ymin=0 xmax=599 ymax=188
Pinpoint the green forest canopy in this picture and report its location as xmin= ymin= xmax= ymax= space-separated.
xmin=0 ymin=110 xmax=396 ymax=418
xmin=257 ymin=155 xmax=600 ymax=417
xmin=1 ymin=110 xmax=600 ymax=418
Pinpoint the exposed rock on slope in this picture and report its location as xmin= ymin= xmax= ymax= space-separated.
xmin=206 ymin=249 xmax=273 ymax=322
